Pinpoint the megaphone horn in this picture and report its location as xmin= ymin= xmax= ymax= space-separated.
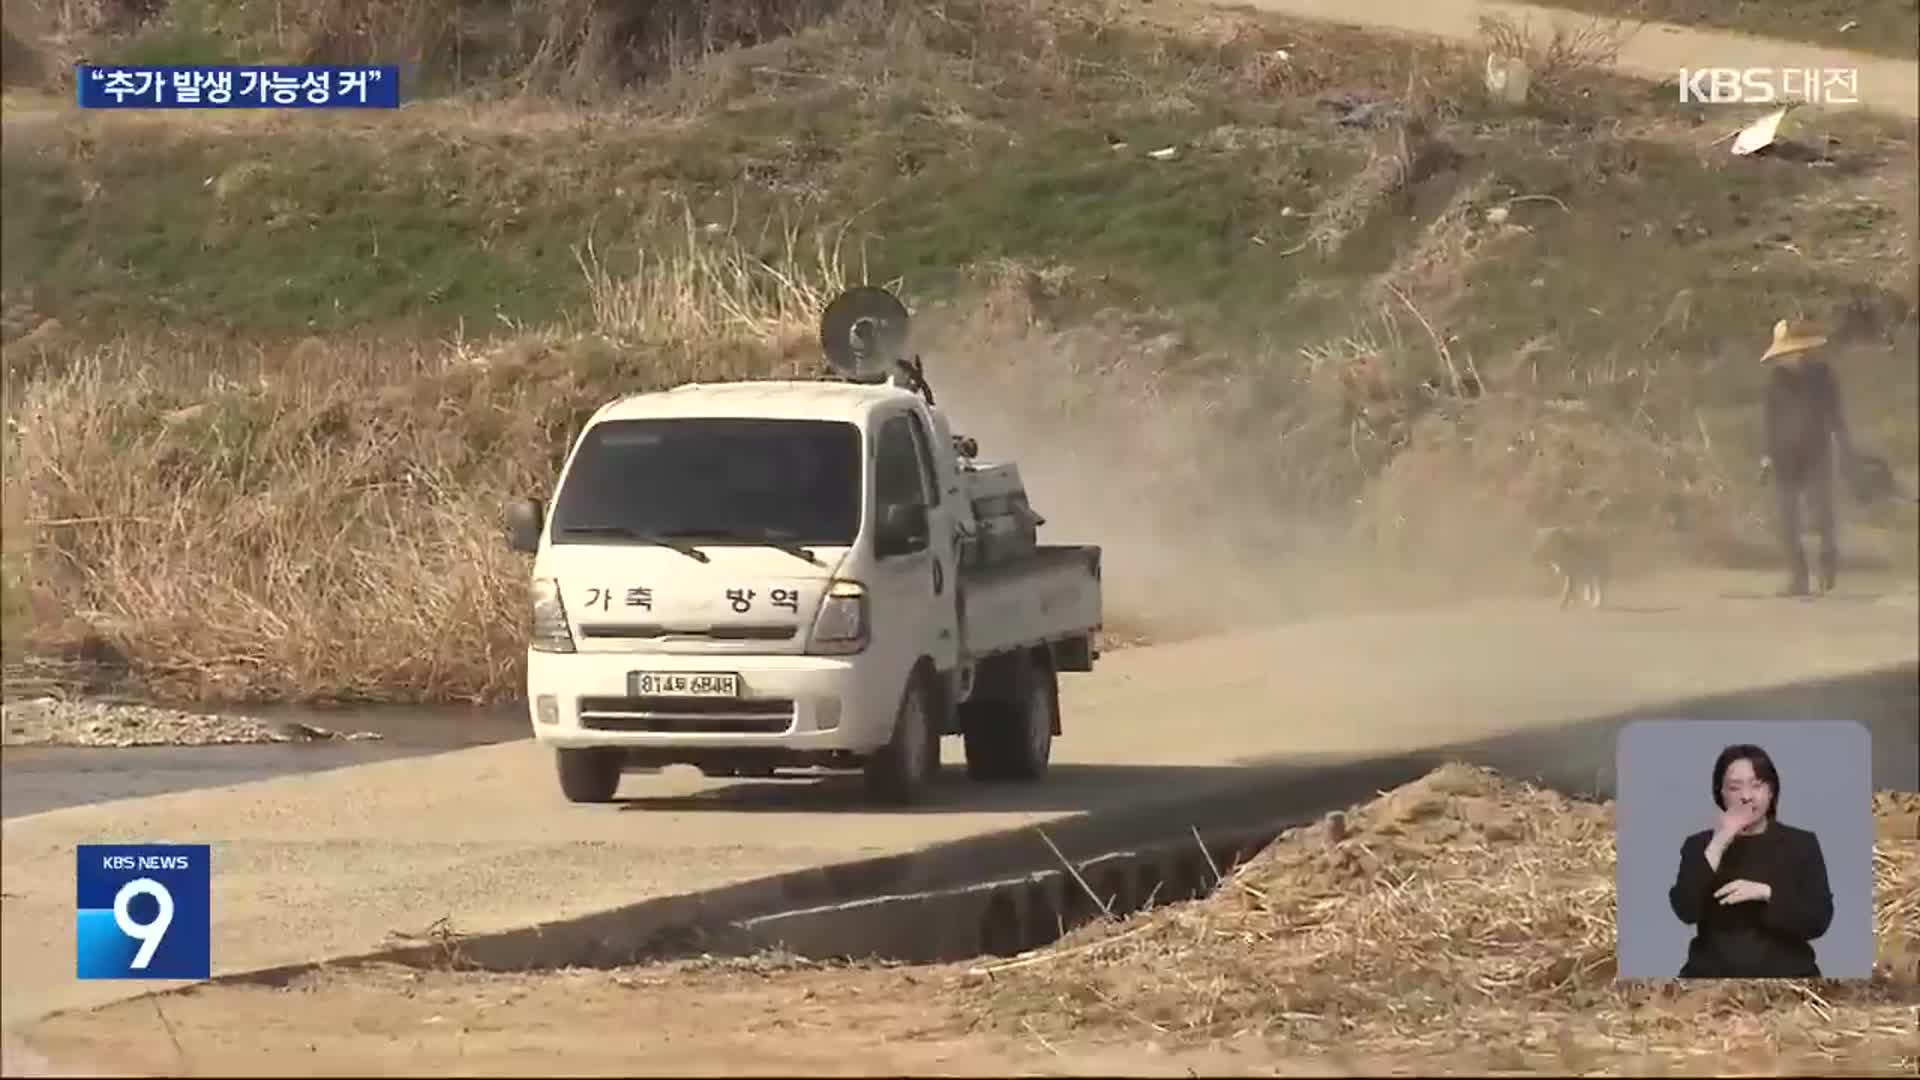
xmin=820 ymin=286 xmax=910 ymax=384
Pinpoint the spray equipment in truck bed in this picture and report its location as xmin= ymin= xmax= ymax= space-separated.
xmin=962 ymin=461 xmax=1044 ymax=568
xmin=817 ymin=286 xmax=1045 ymax=568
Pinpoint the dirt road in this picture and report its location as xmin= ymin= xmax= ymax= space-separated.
xmin=3 ymin=570 xmax=1914 ymax=1043
xmin=0 ymin=961 xmax=1450 ymax=1078
xmin=1216 ymin=0 xmax=1920 ymax=119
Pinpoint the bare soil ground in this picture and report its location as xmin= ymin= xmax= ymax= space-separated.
xmin=14 ymin=769 xmax=1918 ymax=1077
xmin=1528 ymin=0 xmax=1920 ymax=60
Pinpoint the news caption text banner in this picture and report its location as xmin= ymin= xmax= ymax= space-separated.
xmin=77 ymin=66 xmax=400 ymax=109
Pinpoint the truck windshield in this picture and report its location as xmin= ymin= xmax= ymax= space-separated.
xmin=549 ymin=418 xmax=862 ymax=547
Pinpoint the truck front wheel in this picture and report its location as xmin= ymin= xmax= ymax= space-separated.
xmin=555 ymin=747 xmax=623 ymax=803
xmin=963 ymin=651 xmax=1056 ymax=782
xmin=864 ymin=673 xmax=940 ymax=804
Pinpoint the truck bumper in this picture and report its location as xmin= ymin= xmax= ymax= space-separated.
xmin=524 ymin=650 xmax=895 ymax=758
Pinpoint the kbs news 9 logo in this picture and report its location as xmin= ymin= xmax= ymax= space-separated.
xmin=75 ymin=844 xmax=211 ymax=980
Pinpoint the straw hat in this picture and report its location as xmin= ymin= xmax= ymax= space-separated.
xmin=1760 ymin=319 xmax=1828 ymax=362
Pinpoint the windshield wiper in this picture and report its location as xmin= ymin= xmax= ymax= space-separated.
xmin=658 ymin=528 xmax=823 ymax=566
xmin=556 ymin=524 xmax=710 ymax=563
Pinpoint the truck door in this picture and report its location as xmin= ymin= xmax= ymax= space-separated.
xmin=870 ymin=412 xmax=959 ymax=691
xmin=904 ymin=406 xmax=961 ymax=668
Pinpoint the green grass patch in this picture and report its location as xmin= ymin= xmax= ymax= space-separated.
xmin=1459 ymin=139 xmax=1839 ymax=358
xmin=4 ymin=95 xmax=1911 ymax=371
xmin=98 ymin=0 xmax=252 ymax=68
xmin=861 ymin=127 xmax=1340 ymax=332
xmin=2 ymin=130 xmax=595 ymax=332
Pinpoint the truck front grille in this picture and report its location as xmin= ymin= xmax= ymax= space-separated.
xmin=577 ymin=696 xmax=796 ymax=734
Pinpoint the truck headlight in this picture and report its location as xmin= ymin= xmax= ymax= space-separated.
xmin=807 ymin=580 xmax=868 ymax=656
xmin=530 ymin=577 xmax=576 ymax=654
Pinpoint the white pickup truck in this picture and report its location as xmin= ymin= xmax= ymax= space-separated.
xmin=504 ymin=287 xmax=1103 ymax=805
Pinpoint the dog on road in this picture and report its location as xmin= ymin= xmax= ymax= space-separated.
xmin=1532 ymin=524 xmax=1610 ymax=610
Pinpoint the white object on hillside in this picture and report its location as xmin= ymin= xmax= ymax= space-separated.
xmin=1485 ymin=52 xmax=1532 ymax=105
xmin=1731 ymin=106 xmax=1789 ymax=156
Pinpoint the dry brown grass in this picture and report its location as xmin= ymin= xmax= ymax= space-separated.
xmin=0 ymin=219 xmax=852 ymax=702
xmin=1301 ymin=140 xmax=1409 ymax=259
xmin=1366 ymin=174 xmax=1500 ymax=316
xmin=0 ymin=24 xmax=39 ymax=88
xmin=576 ymin=210 xmax=861 ymax=354
xmin=1287 ymin=176 xmax=1752 ymax=589
xmin=1476 ymin=10 xmax=1634 ymax=117
xmin=4 ymin=0 xmax=865 ymax=92
xmin=967 ymin=765 xmax=1920 ymax=1075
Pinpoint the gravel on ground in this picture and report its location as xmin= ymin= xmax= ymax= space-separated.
xmin=0 ymin=697 xmax=382 ymax=748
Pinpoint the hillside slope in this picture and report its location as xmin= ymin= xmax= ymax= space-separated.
xmin=2 ymin=0 xmax=1916 ymax=703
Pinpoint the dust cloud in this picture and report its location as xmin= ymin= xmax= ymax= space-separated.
xmin=916 ymin=309 xmax=1446 ymax=643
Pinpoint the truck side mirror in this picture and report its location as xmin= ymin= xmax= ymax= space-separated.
xmin=505 ymin=497 xmax=545 ymax=554
xmin=875 ymin=502 xmax=929 ymax=557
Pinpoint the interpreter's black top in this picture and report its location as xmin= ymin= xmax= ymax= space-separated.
xmin=1763 ymin=359 xmax=1850 ymax=481
xmin=1668 ymin=821 xmax=1834 ymax=978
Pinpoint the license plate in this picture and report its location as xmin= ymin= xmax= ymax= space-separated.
xmin=629 ymin=671 xmax=739 ymax=698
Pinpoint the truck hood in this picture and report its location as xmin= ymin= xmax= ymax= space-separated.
xmin=536 ymin=543 xmax=850 ymax=655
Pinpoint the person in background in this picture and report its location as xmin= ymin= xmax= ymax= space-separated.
xmin=1667 ymin=743 xmax=1834 ymax=978
xmin=1757 ymin=319 xmax=1856 ymax=597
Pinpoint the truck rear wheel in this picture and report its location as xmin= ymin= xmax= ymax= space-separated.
xmin=555 ymin=747 xmax=622 ymax=803
xmin=864 ymin=673 xmax=940 ymax=804
xmin=963 ymin=651 xmax=1055 ymax=782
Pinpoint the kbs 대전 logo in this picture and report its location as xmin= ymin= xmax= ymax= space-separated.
xmin=1677 ymin=67 xmax=1860 ymax=105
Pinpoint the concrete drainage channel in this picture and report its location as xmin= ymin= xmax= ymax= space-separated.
xmin=71 ymin=754 xmax=1446 ymax=1015
xmin=730 ymin=823 xmax=1285 ymax=965
xmin=201 ymin=816 xmax=1295 ymax=992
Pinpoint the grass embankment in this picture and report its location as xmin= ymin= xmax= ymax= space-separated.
xmin=1 ymin=0 xmax=1916 ymax=703
xmin=967 ymin=768 xmax=1920 ymax=1074
xmin=1527 ymin=0 xmax=1920 ymax=61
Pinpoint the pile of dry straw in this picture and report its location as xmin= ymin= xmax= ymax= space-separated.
xmin=968 ymin=765 xmax=1918 ymax=1074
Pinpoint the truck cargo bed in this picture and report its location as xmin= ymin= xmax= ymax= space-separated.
xmin=958 ymin=544 xmax=1102 ymax=659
